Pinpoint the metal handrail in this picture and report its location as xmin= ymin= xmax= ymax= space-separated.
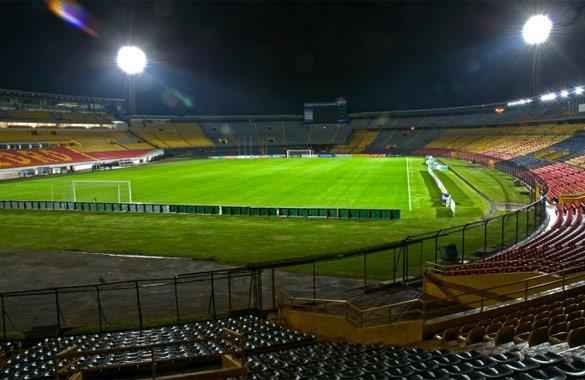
xmin=286 ymin=295 xmax=423 ymax=327
xmin=424 ymin=265 xmax=585 ymax=314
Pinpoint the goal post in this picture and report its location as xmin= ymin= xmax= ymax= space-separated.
xmin=286 ymin=149 xmax=314 ymax=158
xmin=71 ymin=180 xmax=133 ymax=203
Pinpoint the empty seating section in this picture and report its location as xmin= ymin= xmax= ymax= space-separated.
xmin=0 ymin=315 xmax=312 ymax=380
xmin=446 ymin=205 xmax=583 ymax=275
xmin=425 ymin=125 xmax=578 ymax=160
xmin=434 ymin=293 xmax=585 ymax=351
xmin=129 ymin=122 xmax=213 ymax=148
xmin=0 ymin=147 xmax=157 ymax=169
xmin=333 ymin=129 xmax=379 ymax=153
xmin=308 ymin=124 xmax=351 ymax=145
xmin=280 ymin=122 xmax=308 ymax=146
xmin=0 ymin=110 xmax=113 ymax=125
xmin=248 ymin=340 xmax=585 ymax=380
xmin=0 ymin=111 xmax=53 ymax=123
xmin=441 ymin=203 xmax=585 ymax=277
xmin=367 ymin=128 xmax=442 ymax=153
xmin=0 ymin=147 xmax=96 ymax=169
xmin=532 ymin=163 xmax=585 ymax=201
xmin=198 ymin=121 xmax=351 ymax=149
xmin=0 ymin=128 xmax=153 ymax=152
xmin=5 ymin=311 xmax=585 ymax=380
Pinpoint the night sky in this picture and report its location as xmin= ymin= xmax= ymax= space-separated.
xmin=1 ymin=0 xmax=585 ymax=115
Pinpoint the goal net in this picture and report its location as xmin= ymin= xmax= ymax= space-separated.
xmin=286 ymin=149 xmax=314 ymax=158
xmin=71 ymin=180 xmax=133 ymax=203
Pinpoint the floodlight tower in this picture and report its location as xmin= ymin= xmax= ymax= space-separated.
xmin=117 ymin=46 xmax=147 ymax=115
xmin=522 ymin=14 xmax=553 ymax=96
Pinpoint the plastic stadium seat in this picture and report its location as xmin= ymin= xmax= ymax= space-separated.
xmin=504 ymin=358 xmax=540 ymax=372
xmin=556 ymin=358 xmax=585 ymax=378
xmin=494 ymin=325 xmax=516 ymax=345
xmin=477 ymin=363 xmax=515 ymax=379
xmin=514 ymin=367 xmax=567 ymax=380
xmin=568 ymin=326 xmax=585 ymax=347
xmin=459 ymin=326 xmax=486 ymax=346
xmin=490 ymin=351 xmax=522 ymax=364
xmin=434 ymin=327 xmax=459 ymax=346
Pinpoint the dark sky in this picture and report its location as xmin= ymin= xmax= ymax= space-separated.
xmin=2 ymin=0 xmax=585 ymax=115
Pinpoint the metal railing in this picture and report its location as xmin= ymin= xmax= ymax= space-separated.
xmin=422 ymin=264 xmax=585 ymax=320
xmin=0 ymin=268 xmax=269 ymax=340
xmin=286 ymin=296 xmax=423 ymax=328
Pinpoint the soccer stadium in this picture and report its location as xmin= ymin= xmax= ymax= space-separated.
xmin=4 ymin=2 xmax=585 ymax=380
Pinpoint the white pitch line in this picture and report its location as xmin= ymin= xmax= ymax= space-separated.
xmin=406 ymin=156 xmax=413 ymax=211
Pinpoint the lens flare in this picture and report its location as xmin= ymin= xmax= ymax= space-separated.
xmin=163 ymin=88 xmax=193 ymax=109
xmin=47 ymin=0 xmax=98 ymax=37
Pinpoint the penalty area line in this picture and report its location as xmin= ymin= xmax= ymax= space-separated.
xmin=406 ymin=157 xmax=412 ymax=212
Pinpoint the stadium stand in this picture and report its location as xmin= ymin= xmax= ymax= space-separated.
xmin=0 ymin=147 xmax=156 ymax=169
xmin=431 ymin=293 xmax=585 ymax=349
xmin=333 ymin=129 xmax=379 ymax=153
xmin=424 ymin=125 xmax=579 ymax=160
xmin=129 ymin=121 xmax=214 ymax=149
xmin=532 ymin=164 xmax=585 ymax=202
xmin=566 ymin=155 xmax=585 ymax=168
xmin=247 ymin=341 xmax=585 ymax=380
xmin=5 ymin=309 xmax=585 ymax=380
xmin=0 ymin=315 xmax=312 ymax=380
xmin=0 ymin=110 xmax=115 ymax=127
xmin=0 ymin=147 xmax=96 ymax=169
xmin=366 ymin=128 xmax=442 ymax=153
xmin=0 ymin=128 xmax=153 ymax=152
xmin=436 ymin=204 xmax=585 ymax=276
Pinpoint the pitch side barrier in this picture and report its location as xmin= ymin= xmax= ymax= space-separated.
xmin=0 ymin=200 xmax=400 ymax=221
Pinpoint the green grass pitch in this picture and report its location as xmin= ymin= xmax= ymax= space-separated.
xmin=2 ymin=157 xmax=415 ymax=209
xmin=0 ymin=157 xmax=530 ymax=278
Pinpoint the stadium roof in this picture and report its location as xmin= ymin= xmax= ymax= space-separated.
xmin=0 ymin=88 xmax=125 ymax=104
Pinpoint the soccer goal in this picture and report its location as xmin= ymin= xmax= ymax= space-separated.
xmin=286 ymin=149 xmax=314 ymax=158
xmin=71 ymin=180 xmax=133 ymax=203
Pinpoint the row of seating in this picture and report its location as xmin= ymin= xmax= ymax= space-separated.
xmin=131 ymin=120 xmax=354 ymax=149
xmin=510 ymin=131 xmax=585 ymax=168
xmin=424 ymin=126 xmax=578 ymax=160
xmin=0 ymin=111 xmax=113 ymax=125
xmin=247 ymin=342 xmax=585 ymax=380
xmin=0 ymin=147 xmax=155 ymax=169
xmin=532 ymin=163 xmax=585 ymax=202
xmin=333 ymin=129 xmax=379 ymax=153
xmin=0 ymin=315 xmax=312 ymax=380
xmin=0 ymin=128 xmax=153 ymax=152
xmin=441 ymin=205 xmax=585 ymax=276
xmin=435 ymin=294 xmax=585 ymax=350
xmin=129 ymin=122 xmax=214 ymax=149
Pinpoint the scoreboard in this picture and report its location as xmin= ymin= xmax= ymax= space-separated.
xmin=304 ymin=97 xmax=348 ymax=124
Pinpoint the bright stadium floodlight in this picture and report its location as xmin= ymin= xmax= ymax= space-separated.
xmin=117 ymin=46 xmax=147 ymax=114
xmin=117 ymin=46 xmax=147 ymax=75
xmin=507 ymin=98 xmax=533 ymax=107
xmin=575 ymin=86 xmax=585 ymax=95
xmin=523 ymin=14 xmax=553 ymax=45
xmin=507 ymin=99 xmax=524 ymax=107
xmin=540 ymin=92 xmax=557 ymax=102
xmin=560 ymin=90 xmax=570 ymax=98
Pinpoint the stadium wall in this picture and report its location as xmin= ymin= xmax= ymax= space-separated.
xmin=0 ymin=200 xmax=400 ymax=221
xmin=0 ymin=149 xmax=163 ymax=180
xmin=281 ymin=306 xmax=423 ymax=346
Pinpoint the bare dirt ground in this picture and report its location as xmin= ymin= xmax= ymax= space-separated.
xmin=0 ymin=251 xmax=420 ymax=339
